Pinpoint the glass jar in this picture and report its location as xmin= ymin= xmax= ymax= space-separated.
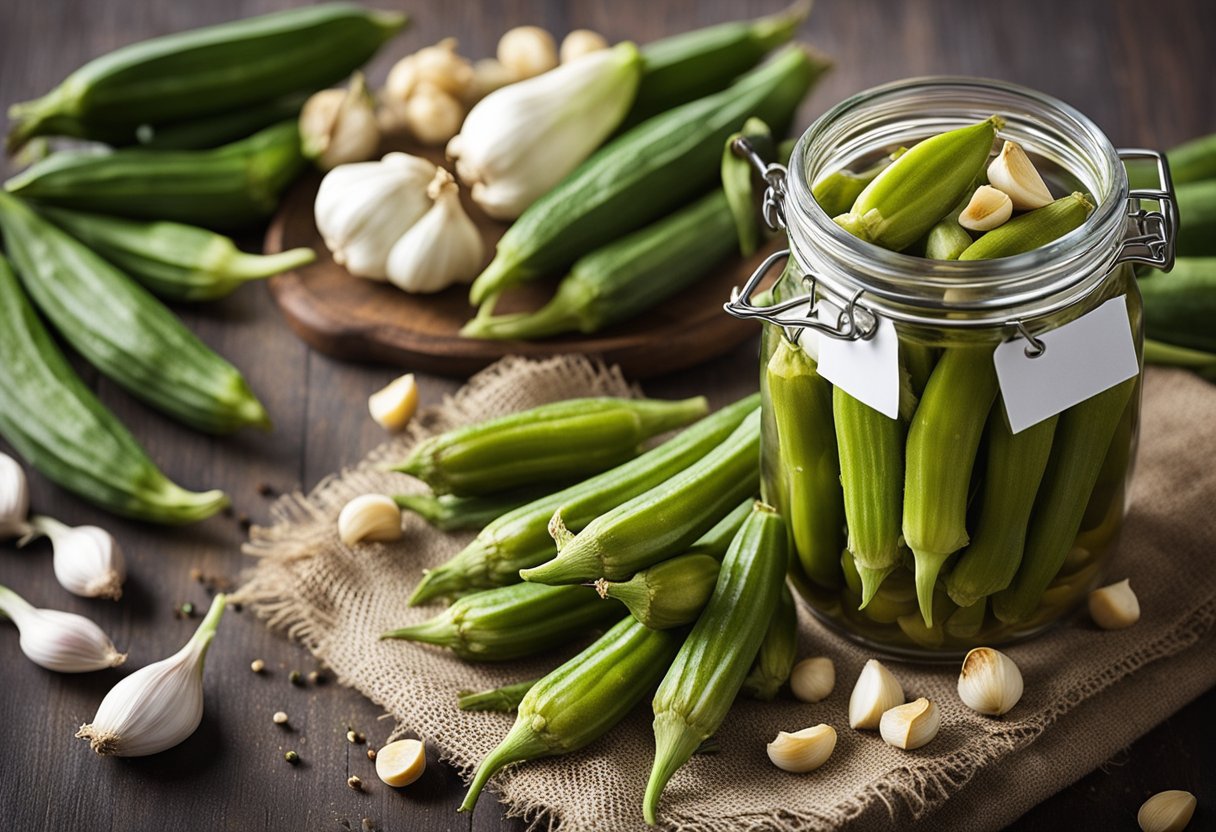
xmin=726 ymin=77 xmax=1178 ymax=658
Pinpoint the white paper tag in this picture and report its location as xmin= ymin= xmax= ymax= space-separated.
xmin=816 ymin=300 xmax=901 ymax=419
xmin=994 ymin=296 xmax=1139 ymax=434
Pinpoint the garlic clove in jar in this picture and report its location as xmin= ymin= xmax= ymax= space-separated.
xmin=987 ymin=140 xmax=1054 ymax=210
xmin=22 ymin=515 xmax=125 ymax=600
xmin=385 ymin=168 xmax=484 ymax=293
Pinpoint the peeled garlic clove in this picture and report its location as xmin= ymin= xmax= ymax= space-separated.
xmin=1088 ymin=578 xmax=1140 ymax=630
xmin=560 ymin=29 xmax=609 ymax=63
xmin=300 ymin=72 xmax=380 ymax=172
xmin=24 ymin=515 xmax=125 ymax=600
xmin=0 ymin=451 xmax=31 ymax=538
xmin=403 ymin=82 xmax=465 ymax=146
xmin=987 ymin=140 xmax=1054 ymax=210
xmin=766 ymin=724 xmax=836 ymax=773
xmin=959 ymin=185 xmax=1013 ymax=231
xmin=78 ymin=594 xmax=225 ymax=756
xmin=498 ymin=25 xmax=558 ymax=79
xmin=338 ymin=494 xmax=403 ymax=545
xmin=386 ymin=168 xmax=485 ymax=293
xmin=1138 ymin=789 xmax=1197 ymax=832
xmin=848 ymin=659 xmax=905 ymax=729
xmin=410 ymin=38 xmax=474 ymax=98
xmin=385 ymin=54 xmax=420 ymax=104
xmin=0 ymin=584 xmax=126 ymax=672
xmin=958 ymin=646 xmax=1024 ymax=716
xmin=879 ymin=697 xmax=941 ymax=750
xmin=790 ymin=656 xmax=835 ymax=703
xmin=369 ymin=373 xmax=419 ymax=432
xmin=376 ymin=738 xmax=427 ymax=786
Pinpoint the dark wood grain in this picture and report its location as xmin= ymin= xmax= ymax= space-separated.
xmin=1 ymin=1 xmax=1214 ymax=831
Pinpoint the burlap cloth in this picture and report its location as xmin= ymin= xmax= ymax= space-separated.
xmin=236 ymin=355 xmax=1216 ymax=832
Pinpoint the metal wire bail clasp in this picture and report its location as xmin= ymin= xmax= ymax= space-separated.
xmin=1115 ymin=148 xmax=1178 ymax=270
xmin=731 ymin=135 xmax=789 ymax=231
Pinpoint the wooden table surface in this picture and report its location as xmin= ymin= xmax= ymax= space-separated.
xmin=1 ymin=1 xmax=1213 ymax=830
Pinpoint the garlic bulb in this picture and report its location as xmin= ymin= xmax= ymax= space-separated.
xmin=766 ymin=725 xmax=836 ymax=773
xmin=338 ymin=494 xmax=403 ymax=545
xmin=0 ymin=451 xmax=31 ymax=538
xmin=988 ymin=140 xmax=1054 ymax=210
xmin=1137 ymin=790 xmax=1197 ymax=832
xmin=314 ymin=152 xmax=436 ymax=280
xmin=386 ymin=39 xmax=474 ymax=103
xmin=385 ymin=169 xmax=484 ymax=292
xmin=560 ymin=30 xmax=609 ymax=63
xmin=300 ymin=73 xmax=380 ymax=172
xmin=77 ymin=594 xmax=226 ymax=756
xmin=497 ymin=26 xmax=558 ymax=79
xmin=0 ymin=584 xmax=126 ymax=672
xmin=1088 ymin=579 xmax=1141 ymax=630
xmin=22 ymin=515 xmax=125 ymax=600
xmin=879 ymin=697 xmax=941 ymax=750
xmin=447 ymin=41 xmax=642 ymax=220
xmin=957 ymin=647 xmax=1024 ymax=716
xmin=848 ymin=659 xmax=904 ymax=729
xmin=790 ymin=657 xmax=835 ymax=703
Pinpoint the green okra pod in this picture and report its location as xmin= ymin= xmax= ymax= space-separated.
xmin=0 ymin=191 xmax=269 ymax=434
xmin=381 ymin=582 xmax=619 ymax=662
xmin=767 ymin=338 xmax=845 ymax=589
xmin=395 ymin=396 xmax=708 ymax=497
xmin=645 ymin=502 xmax=788 ymax=824
xmin=595 ymin=554 xmax=721 ymax=630
xmin=684 ymin=498 xmax=754 ymax=559
xmin=958 ymin=192 xmax=1094 ymax=260
xmin=1174 ymin=181 xmax=1216 ymax=257
xmin=134 ymin=94 xmax=309 ymax=151
xmin=409 ymin=395 xmax=758 ymax=604
xmin=812 ymin=147 xmax=906 ymax=219
xmin=1128 ymin=132 xmax=1216 ymax=189
xmin=1142 ymin=338 xmax=1216 ymax=381
xmin=722 ymin=118 xmax=774 ymax=257
xmin=944 ymin=598 xmax=987 ymax=641
xmin=741 ymin=582 xmax=798 ymax=701
xmin=993 ymin=377 xmax=1137 ymax=624
xmin=836 ymin=116 xmax=1001 ymax=251
xmin=393 ymin=490 xmax=550 ymax=533
xmin=0 ymin=254 xmax=227 ymax=523
xmin=457 ymin=678 xmax=538 ymax=713
xmin=520 ymin=410 xmax=762 ymax=585
xmin=37 ymin=206 xmax=314 ymax=302
xmin=918 ymin=182 xmax=978 ymax=260
xmin=1139 ymin=258 xmax=1216 ymax=353
xmin=460 ymin=616 xmax=681 ymax=812
xmin=945 ymin=407 xmax=1058 ymax=608
xmin=903 ymin=346 xmax=999 ymax=626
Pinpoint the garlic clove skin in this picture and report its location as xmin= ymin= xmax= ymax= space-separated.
xmin=386 ymin=169 xmax=485 ymax=293
xmin=403 ymin=83 xmax=466 ymax=146
xmin=848 ymin=659 xmax=905 ymax=729
xmin=447 ymin=41 xmax=642 ymax=220
xmin=0 ymin=452 xmax=31 ymax=539
xmin=23 ymin=515 xmax=125 ymax=600
xmin=987 ymin=140 xmax=1054 ymax=210
xmin=879 ymin=697 xmax=941 ymax=750
xmin=767 ymin=725 xmax=837 ymax=773
xmin=0 ymin=584 xmax=126 ymax=672
xmin=369 ymin=373 xmax=419 ymax=432
xmin=77 ymin=594 xmax=226 ymax=756
xmin=1137 ymin=789 xmax=1197 ymax=832
xmin=1088 ymin=578 xmax=1141 ymax=630
xmin=314 ymin=153 xmax=436 ymax=280
xmin=560 ymin=29 xmax=609 ymax=63
xmin=790 ymin=657 xmax=835 ymax=703
xmin=497 ymin=26 xmax=559 ymax=79
xmin=959 ymin=185 xmax=1013 ymax=231
xmin=957 ymin=646 xmax=1024 ymax=716
xmin=300 ymin=73 xmax=381 ymax=172
xmin=338 ymin=494 xmax=403 ymax=545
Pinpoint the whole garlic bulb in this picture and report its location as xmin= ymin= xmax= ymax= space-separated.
xmin=299 ymin=72 xmax=380 ymax=172
xmin=77 ymin=594 xmax=226 ymax=757
xmin=0 ymin=451 xmax=31 ymax=538
xmin=385 ymin=169 xmax=484 ymax=292
xmin=23 ymin=515 xmax=125 ymax=600
xmin=314 ymin=152 xmax=436 ymax=279
xmin=560 ymin=30 xmax=609 ymax=63
xmin=0 ymin=584 xmax=126 ymax=672
xmin=957 ymin=647 xmax=1023 ymax=716
xmin=497 ymin=26 xmax=558 ymax=79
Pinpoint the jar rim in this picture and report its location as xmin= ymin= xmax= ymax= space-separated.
xmin=785 ymin=76 xmax=1131 ymax=329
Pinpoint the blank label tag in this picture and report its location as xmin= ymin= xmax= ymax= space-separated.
xmin=994 ymin=296 xmax=1139 ymax=434
xmin=816 ymin=300 xmax=901 ymax=419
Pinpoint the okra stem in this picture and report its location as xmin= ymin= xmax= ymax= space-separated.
xmin=457 ymin=678 xmax=538 ymax=713
xmin=595 ymin=553 xmax=720 ymax=629
xmin=393 ymin=489 xmax=547 ymax=532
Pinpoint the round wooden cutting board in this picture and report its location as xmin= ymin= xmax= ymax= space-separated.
xmin=264 ymin=143 xmax=777 ymax=379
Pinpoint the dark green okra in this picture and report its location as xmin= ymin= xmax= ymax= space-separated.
xmin=393 ymin=489 xmax=551 ymax=533
xmin=1139 ymin=258 xmax=1216 ymax=353
xmin=520 ymin=410 xmax=762 ymax=584
xmin=1175 ymin=181 xmax=1216 ymax=257
xmin=409 ymin=395 xmax=759 ymax=604
xmin=721 ymin=117 xmax=775 ymax=257
xmin=460 ymin=616 xmax=681 ymax=812
xmin=741 ymin=582 xmax=798 ymax=700
xmin=457 ymin=678 xmax=538 ymax=713
xmin=381 ymin=582 xmax=619 ymax=662
xmin=596 ymin=554 xmax=721 ymax=630
xmin=958 ymin=192 xmax=1094 ymax=260
xmin=645 ymin=502 xmax=788 ymax=824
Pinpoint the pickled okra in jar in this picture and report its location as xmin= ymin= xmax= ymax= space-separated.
xmin=751 ymin=86 xmax=1156 ymax=656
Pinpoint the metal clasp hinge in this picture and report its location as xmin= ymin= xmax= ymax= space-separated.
xmin=1116 ymin=148 xmax=1178 ymax=270
xmin=731 ymin=135 xmax=790 ymax=231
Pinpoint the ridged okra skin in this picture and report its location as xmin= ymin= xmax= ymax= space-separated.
xmin=395 ymin=396 xmax=708 ymax=497
xmin=1139 ymin=258 xmax=1216 ymax=353
xmin=0 ymin=191 xmax=270 ymax=435
xmin=6 ymin=4 xmax=407 ymax=150
xmin=812 ymin=148 xmax=904 ymax=219
xmin=645 ymin=502 xmax=788 ymax=824
xmin=767 ymin=338 xmax=845 ymax=590
xmin=460 ymin=616 xmax=681 ymax=812
xmin=958 ymin=192 xmax=1093 ymax=260
xmin=457 ymin=678 xmax=537 ymax=713
xmin=393 ymin=490 xmax=549 ymax=533
xmin=381 ymin=582 xmax=619 ymax=662
xmin=520 ymin=410 xmax=762 ymax=585
xmin=741 ymin=582 xmax=798 ymax=700
xmin=1175 ymin=181 xmax=1216 ymax=257
xmin=596 ymin=553 xmax=721 ymax=630
xmin=0 ymin=254 xmax=227 ymax=523
xmin=408 ymin=395 xmax=758 ymax=604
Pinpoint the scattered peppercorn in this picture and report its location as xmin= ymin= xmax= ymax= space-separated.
xmin=308 ymin=671 xmax=325 ymax=685
xmin=285 ymin=750 xmax=300 ymax=765
xmin=366 ymin=748 xmax=377 ymax=761
xmin=346 ymin=729 xmax=366 ymax=744
xmin=257 ymin=482 xmax=275 ymax=497
xmin=273 ymin=711 xmax=289 ymax=725
xmin=289 ymin=670 xmax=302 ymax=686
xmin=180 ymin=602 xmax=194 ymax=617
xmin=251 ymin=659 xmax=266 ymax=674
xmin=347 ymin=775 xmax=363 ymax=791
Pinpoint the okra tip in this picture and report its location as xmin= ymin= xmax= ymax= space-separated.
xmin=379 ymin=613 xmax=456 ymax=646
xmin=913 ymin=550 xmax=954 ymax=627
xmin=518 ymin=542 xmax=604 ymax=586
xmin=407 ymin=565 xmax=466 ymax=606
xmin=644 ymin=712 xmax=706 ymax=825
xmin=459 ymin=723 xmax=551 ymax=813
xmin=856 ymin=564 xmax=895 ymax=609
